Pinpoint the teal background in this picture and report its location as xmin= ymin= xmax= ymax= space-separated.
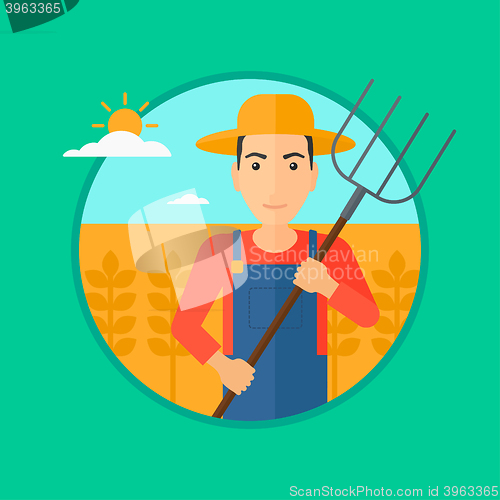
xmin=1 ymin=1 xmax=498 ymax=499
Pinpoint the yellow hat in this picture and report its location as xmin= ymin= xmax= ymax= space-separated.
xmin=196 ymin=94 xmax=355 ymax=155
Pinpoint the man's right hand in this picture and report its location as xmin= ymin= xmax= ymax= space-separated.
xmin=207 ymin=351 xmax=255 ymax=395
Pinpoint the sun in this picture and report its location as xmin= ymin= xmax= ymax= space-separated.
xmin=92 ymin=93 xmax=158 ymax=135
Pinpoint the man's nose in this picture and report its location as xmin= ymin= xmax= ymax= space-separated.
xmin=266 ymin=170 xmax=281 ymax=202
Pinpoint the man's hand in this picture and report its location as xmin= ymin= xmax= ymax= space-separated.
xmin=207 ymin=351 xmax=255 ymax=395
xmin=293 ymin=257 xmax=339 ymax=299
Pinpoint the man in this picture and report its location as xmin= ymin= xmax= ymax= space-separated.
xmin=172 ymin=94 xmax=379 ymax=420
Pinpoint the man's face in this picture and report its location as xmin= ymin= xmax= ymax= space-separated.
xmin=231 ymin=135 xmax=318 ymax=225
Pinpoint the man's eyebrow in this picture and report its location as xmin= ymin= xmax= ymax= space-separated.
xmin=283 ymin=152 xmax=305 ymax=159
xmin=245 ymin=152 xmax=267 ymax=159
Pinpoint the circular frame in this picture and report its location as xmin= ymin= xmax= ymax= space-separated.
xmin=72 ymin=71 xmax=428 ymax=429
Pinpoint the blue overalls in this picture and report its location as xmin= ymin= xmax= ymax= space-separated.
xmin=224 ymin=230 xmax=327 ymax=421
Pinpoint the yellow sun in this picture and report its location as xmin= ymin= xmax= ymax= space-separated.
xmin=108 ymin=108 xmax=143 ymax=135
xmin=92 ymin=93 xmax=158 ymax=135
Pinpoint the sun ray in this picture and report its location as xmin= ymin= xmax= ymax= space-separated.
xmin=101 ymin=102 xmax=111 ymax=112
xmin=146 ymin=124 xmax=158 ymax=128
xmin=123 ymin=92 xmax=127 ymax=106
xmin=92 ymin=124 xmax=105 ymax=128
xmin=139 ymin=102 xmax=149 ymax=112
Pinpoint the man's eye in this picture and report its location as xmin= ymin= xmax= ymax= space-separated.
xmin=289 ymin=162 xmax=298 ymax=171
xmin=252 ymin=162 xmax=260 ymax=170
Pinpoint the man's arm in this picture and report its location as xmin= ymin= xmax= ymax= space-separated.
xmin=171 ymin=234 xmax=255 ymax=394
xmin=293 ymin=237 xmax=379 ymax=328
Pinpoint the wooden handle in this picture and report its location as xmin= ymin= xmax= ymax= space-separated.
xmin=212 ymin=216 xmax=348 ymax=418
xmin=212 ymin=389 xmax=236 ymax=418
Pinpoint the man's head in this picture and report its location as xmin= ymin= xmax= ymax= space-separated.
xmin=196 ymin=94 xmax=355 ymax=225
xmin=232 ymin=134 xmax=318 ymax=225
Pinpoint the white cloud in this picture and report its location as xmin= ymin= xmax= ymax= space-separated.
xmin=63 ymin=131 xmax=171 ymax=157
xmin=167 ymin=193 xmax=209 ymax=205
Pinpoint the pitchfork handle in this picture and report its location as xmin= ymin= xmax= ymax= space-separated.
xmin=212 ymin=216 xmax=348 ymax=419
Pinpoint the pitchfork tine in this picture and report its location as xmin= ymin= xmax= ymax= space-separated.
xmin=337 ymin=79 xmax=374 ymax=136
xmin=377 ymin=113 xmax=429 ymax=195
xmin=406 ymin=129 xmax=457 ymax=200
xmin=349 ymin=95 xmax=402 ymax=179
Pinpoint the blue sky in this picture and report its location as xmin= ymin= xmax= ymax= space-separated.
xmin=81 ymin=79 xmax=418 ymax=224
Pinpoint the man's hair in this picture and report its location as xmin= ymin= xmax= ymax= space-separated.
xmin=236 ymin=136 xmax=314 ymax=170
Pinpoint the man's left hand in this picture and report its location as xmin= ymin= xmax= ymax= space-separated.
xmin=293 ymin=257 xmax=339 ymax=299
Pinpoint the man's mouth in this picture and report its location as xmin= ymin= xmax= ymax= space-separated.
xmin=263 ymin=203 xmax=288 ymax=209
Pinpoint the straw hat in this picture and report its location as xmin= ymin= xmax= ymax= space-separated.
xmin=196 ymin=94 xmax=355 ymax=156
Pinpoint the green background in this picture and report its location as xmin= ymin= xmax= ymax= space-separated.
xmin=1 ymin=1 xmax=498 ymax=499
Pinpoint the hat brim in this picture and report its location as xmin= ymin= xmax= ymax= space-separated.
xmin=196 ymin=129 xmax=355 ymax=156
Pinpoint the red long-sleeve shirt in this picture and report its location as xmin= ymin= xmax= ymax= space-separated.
xmin=171 ymin=230 xmax=379 ymax=364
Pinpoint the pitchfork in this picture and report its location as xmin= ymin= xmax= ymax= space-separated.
xmin=213 ymin=79 xmax=456 ymax=419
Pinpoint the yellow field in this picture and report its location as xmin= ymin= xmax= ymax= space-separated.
xmin=79 ymin=223 xmax=421 ymax=417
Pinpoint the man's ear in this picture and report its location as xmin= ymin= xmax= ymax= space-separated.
xmin=310 ymin=162 xmax=319 ymax=191
xmin=231 ymin=162 xmax=240 ymax=192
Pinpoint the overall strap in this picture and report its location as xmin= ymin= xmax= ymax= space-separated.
xmin=233 ymin=230 xmax=242 ymax=260
xmin=308 ymin=230 xmax=317 ymax=258
xmin=231 ymin=230 xmax=244 ymax=277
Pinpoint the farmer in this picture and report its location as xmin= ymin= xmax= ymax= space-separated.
xmin=171 ymin=94 xmax=379 ymax=420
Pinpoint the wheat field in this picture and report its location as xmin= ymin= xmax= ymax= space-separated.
xmin=79 ymin=223 xmax=421 ymax=417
